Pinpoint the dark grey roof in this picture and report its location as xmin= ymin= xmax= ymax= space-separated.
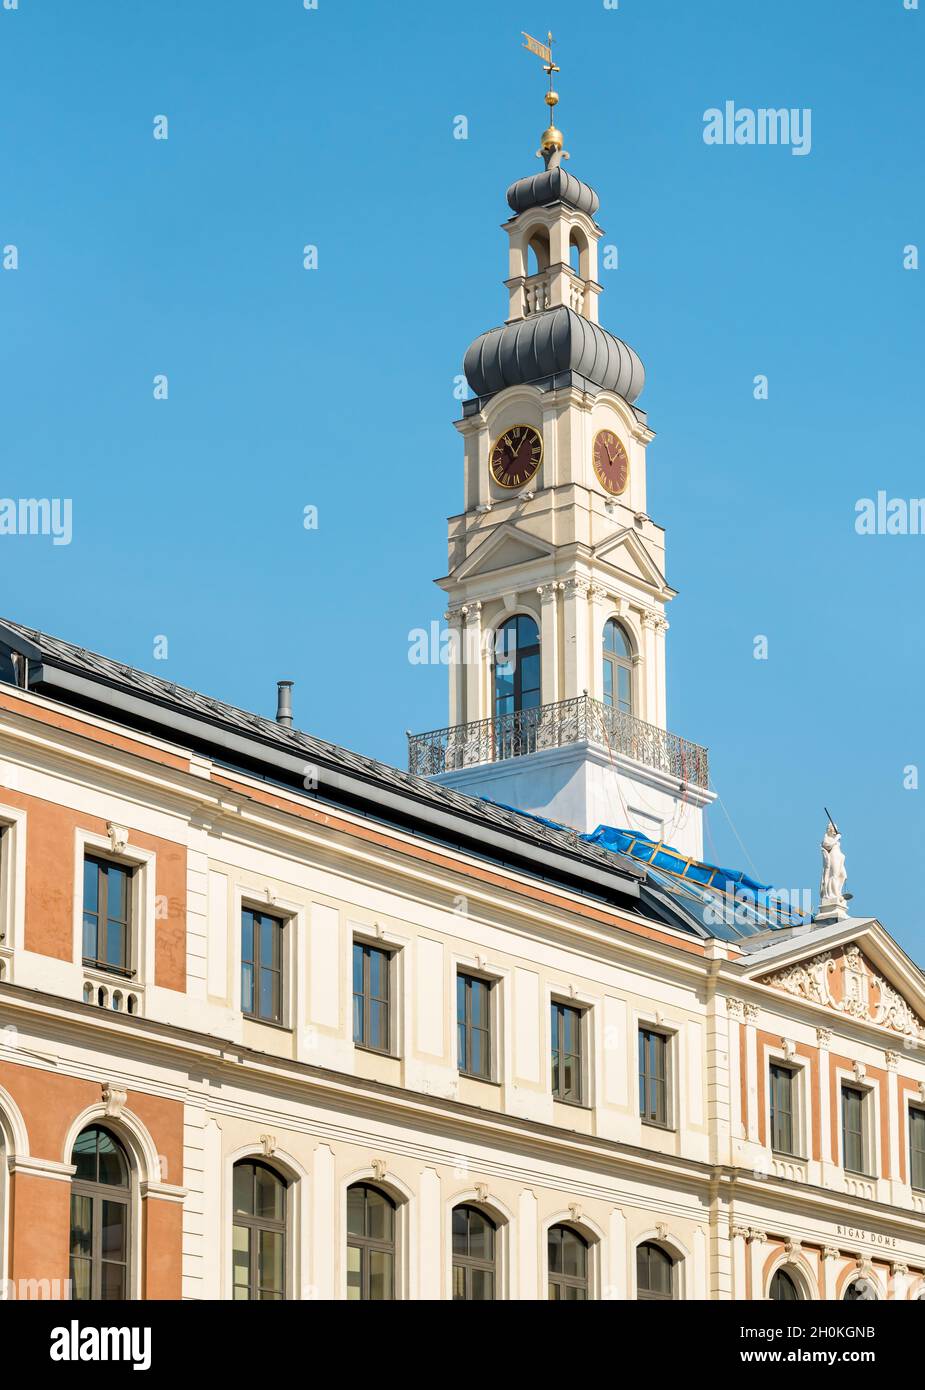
xmin=506 ymin=168 xmax=600 ymax=218
xmin=464 ymin=306 xmax=645 ymax=404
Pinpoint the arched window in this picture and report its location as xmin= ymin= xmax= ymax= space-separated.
xmin=452 ymin=1205 xmax=497 ymax=1300
xmin=770 ymin=1268 xmax=802 ymax=1301
xmin=603 ymin=620 xmax=633 ymax=716
xmin=844 ymin=1277 xmax=877 ymax=1301
xmin=232 ymin=1160 xmax=288 ymax=1300
xmin=548 ymin=1224 xmax=589 ymax=1300
xmin=69 ymin=1125 xmax=131 ymax=1300
xmin=347 ymin=1183 xmax=395 ymax=1300
xmin=636 ymin=1242 xmax=675 ymax=1300
xmin=494 ymin=616 xmax=541 ymax=720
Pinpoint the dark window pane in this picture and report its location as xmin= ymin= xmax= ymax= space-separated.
xmin=366 ymin=1187 xmax=393 ymax=1242
xmin=352 ymin=942 xmax=363 ymax=993
xmin=101 ymin=1200 xmax=127 ymax=1260
xmin=369 ymin=1249 xmax=394 ymax=1301
xmin=241 ymin=911 xmax=254 ymax=963
xmin=233 ymin=1162 xmax=253 ymax=1216
xmin=70 ymin=1193 xmax=92 ymax=1258
xmin=101 ymin=1261 xmax=127 ymax=1300
xmin=346 ymin=1186 xmax=366 ymax=1238
xmin=83 ymin=858 xmax=99 ymax=913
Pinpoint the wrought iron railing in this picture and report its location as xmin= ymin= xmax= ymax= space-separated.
xmin=407 ymin=695 xmax=709 ymax=789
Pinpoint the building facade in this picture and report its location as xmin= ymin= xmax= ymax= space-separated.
xmin=0 ymin=107 xmax=923 ymax=1303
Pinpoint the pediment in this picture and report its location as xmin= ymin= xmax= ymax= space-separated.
xmin=756 ymin=941 xmax=925 ymax=1044
xmin=591 ymin=528 xmax=671 ymax=595
xmin=452 ymin=524 xmax=555 ymax=582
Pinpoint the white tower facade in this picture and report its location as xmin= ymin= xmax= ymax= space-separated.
xmin=408 ymin=114 xmax=714 ymax=859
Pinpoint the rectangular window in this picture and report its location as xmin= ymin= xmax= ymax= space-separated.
xmin=910 ymin=1108 xmax=925 ymax=1192
xmin=82 ymin=856 xmax=133 ymax=976
xmin=353 ymin=942 xmax=391 ymax=1053
xmin=457 ymin=974 xmax=492 ymax=1079
xmin=551 ymin=1002 xmax=582 ymax=1104
xmin=639 ymin=1028 xmax=669 ymax=1127
xmin=241 ymin=908 xmax=284 ymax=1025
xmin=842 ymin=1084 xmax=867 ymax=1174
xmin=769 ymin=1064 xmax=796 ymax=1156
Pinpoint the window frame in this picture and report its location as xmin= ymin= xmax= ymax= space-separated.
xmin=346 ymin=1182 xmax=396 ymax=1301
xmin=910 ymin=1106 xmax=925 ymax=1192
xmin=456 ymin=971 xmax=493 ymax=1081
xmin=638 ymin=1026 xmax=672 ymax=1129
xmin=68 ymin=1125 xmax=132 ymax=1302
xmin=769 ymin=1061 xmax=798 ymax=1157
xmin=81 ymin=854 xmax=136 ymax=979
xmin=841 ymin=1082 xmax=869 ymax=1176
xmin=352 ymin=940 xmax=393 ymax=1055
xmin=547 ymin=1223 xmax=590 ymax=1300
xmin=493 ymin=614 xmax=541 ymax=720
xmin=451 ymin=1204 xmax=497 ymax=1301
xmin=602 ymin=618 xmax=634 ymax=716
xmin=240 ymin=906 xmax=287 ymax=1027
xmin=636 ymin=1241 xmax=675 ymax=1301
xmin=550 ymin=999 xmax=585 ymax=1106
xmin=231 ymin=1159 xmax=288 ymax=1301
xmin=769 ymin=1267 xmax=803 ymax=1301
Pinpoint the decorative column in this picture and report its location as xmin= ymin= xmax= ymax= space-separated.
xmin=822 ymin=1246 xmax=840 ymax=1301
xmin=536 ymin=583 xmax=561 ymax=707
xmin=461 ymin=602 xmax=483 ymax=725
xmin=730 ymin=1225 xmax=750 ymax=1300
xmin=885 ymin=1050 xmax=900 ymax=1191
xmin=606 ymin=1207 xmax=627 ymax=1299
xmin=562 ymin=577 xmax=590 ymax=700
xmin=743 ymin=1002 xmax=760 ymax=1143
xmin=890 ymin=1261 xmax=910 ymax=1301
xmin=817 ymin=1028 xmax=833 ymax=1169
xmin=726 ymin=998 xmax=744 ymax=1144
xmin=517 ymin=1189 xmax=539 ymax=1300
xmin=639 ymin=610 xmax=660 ymax=726
xmin=748 ymin=1229 xmax=768 ymax=1300
xmin=654 ymin=618 xmax=669 ymax=729
xmin=588 ymin=584 xmax=608 ymax=703
xmin=445 ymin=609 xmax=465 ymax=729
xmin=418 ymin=1167 xmax=442 ymax=1298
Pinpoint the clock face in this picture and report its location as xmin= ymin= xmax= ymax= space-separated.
xmin=489 ymin=424 xmax=543 ymax=490
xmin=592 ymin=428 xmax=629 ymax=495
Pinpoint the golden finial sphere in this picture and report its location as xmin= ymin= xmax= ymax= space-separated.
xmin=540 ymin=124 xmax=563 ymax=151
xmin=545 ymin=90 xmax=559 ymax=107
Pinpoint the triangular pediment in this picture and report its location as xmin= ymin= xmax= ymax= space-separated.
xmin=451 ymin=524 xmax=555 ymax=582
xmin=591 ymin=528 xmax=671 ymax=596
xmin=754 ymin=939 xmax=925 ymax=1044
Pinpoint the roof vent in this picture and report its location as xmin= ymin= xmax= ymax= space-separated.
xmin=275 ymin=680 xmax=294 ymax=728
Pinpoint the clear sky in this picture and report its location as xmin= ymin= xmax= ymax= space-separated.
xmin=1 ymin=1 xmax=923 ymax=957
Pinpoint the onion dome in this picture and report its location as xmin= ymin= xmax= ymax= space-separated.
xmin=464 ymin=306 xmax=645 ymax=404
xmin=506 ymin=167 xmax=600 ymax=218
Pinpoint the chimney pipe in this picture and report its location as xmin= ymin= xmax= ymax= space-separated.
xmin=275 ymin=680 xmax=294 ymax=728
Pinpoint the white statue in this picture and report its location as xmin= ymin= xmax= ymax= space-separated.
xmin=820 ymin=820 xmax=847 ymax=910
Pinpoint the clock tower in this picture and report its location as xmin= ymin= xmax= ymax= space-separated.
xmin=408 ymin=73 xmax=715 ymax=859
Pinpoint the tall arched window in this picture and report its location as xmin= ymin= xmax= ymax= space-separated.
xmin=770 ymin=1268 xmax=803 ymax=1301
xmin=232 ymin=1160 xmax=288 ymax=1300
xmin=494 ymin=616 xmax=541 ymax=718
xmin=347 ymin=1183 xmax=395 ymax=1300
xmin=452 ymin=1205 xmax=497 ymax=1300
xmin=69 ymin=1125 xmax=131 ymax=1300
xmin=602 ymin=620 xmax=633 ymax=716
xmin=636 ymin=1242 xmax=675 ymax=1300
xmin=548 ymin=1224 xmax=589 ymax=1300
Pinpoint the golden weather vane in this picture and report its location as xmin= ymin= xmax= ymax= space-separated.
xmin=521 ymin=30 xmax=568 ymax=167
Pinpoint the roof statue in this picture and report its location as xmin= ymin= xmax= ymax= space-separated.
xmin=817 ymin=815 xmax=848 ymax=923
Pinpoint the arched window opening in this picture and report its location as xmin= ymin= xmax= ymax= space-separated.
xmin=494 ymin=616 xmax=540 ymax=718
xmin=603 ymin=619 xmax=633 ymax=716
xmin=452 ymin=1204 xmax=497 ymax=1300
xmin=527 ymin=230 xmax=550 ymax=276
xmin=347 ymin=1183 xmax=395 ymax=1301
xmin=636 ymin=1241 xmax=675 ymax=1300
xmin=69 ymin=1125 xmax=131 ymax=1301
xmin=232 ymin=1160 xmax=288 ymax=1300
xmin=844 ymin=1277 xmax=877 ymax=1301
xmin=770 ymin=1268 xmax=803 ymax=1301
xmin=548 ymin=1224 xmax=589 ymax=1300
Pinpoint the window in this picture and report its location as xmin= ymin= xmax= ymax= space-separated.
xmin=602 ymin=620 xmax=633 ymax=715
xmin=452 ymin=1205 xmax=496 ymax=1300
xmin=639 ymin=1028 xmax=669 ymax=1127
xmin=769 ymin=1063 xmax=796 ymax=1156
xmin=910 ymin=1108 xmax=925 ymax=1192
xmin=346 ymin=1183 xmax=395 ymax=1300
xmin=353 ymin=942 xmax=391 ymax=1053
xmin=69 ymin=1126 xmax=131 ymax=1300
xmin=842 ymin=1084 xmax=867 ymax=1174
xmin=636 ymin=1242 xmax=674 ymax=1300
xmin=232 ymin=1161 xmax=287 ymax=1300
xmin=457 ymin=973 xmax=491 ymax=1079
xmin=551 ymin=1001 xmax=583 ymax=1104
xmin=494 ymin=616 xmax=541 ymax=754
xmin=82 ymin=856 xmax=133 ymax=976
xmin=770 ymin=1268 xmax=802 ymax=1301
xmin=548 ymin=1225 xmax=589 ymax=1300
xmin=241 ymin=908 xmax=284 ymax=1024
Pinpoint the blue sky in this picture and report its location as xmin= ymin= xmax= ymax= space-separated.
xmin=1 ymin=1 xmax=923 ymax=957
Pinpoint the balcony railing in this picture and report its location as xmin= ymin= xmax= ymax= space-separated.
xmin=407 ymin=694 xmax=709 ymax=789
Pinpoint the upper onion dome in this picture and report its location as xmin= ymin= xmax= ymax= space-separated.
xmin=464 ymin=306 xmax=645 ymax=404
xmin=506 ymin=167 xmax=600 ymax=218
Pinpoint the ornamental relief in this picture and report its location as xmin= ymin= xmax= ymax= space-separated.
xmin=758 ymin=944 xmax=925 ymax=1043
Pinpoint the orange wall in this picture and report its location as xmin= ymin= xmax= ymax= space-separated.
xmin=9 ymin=1171 xmax=70 ymax=1293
